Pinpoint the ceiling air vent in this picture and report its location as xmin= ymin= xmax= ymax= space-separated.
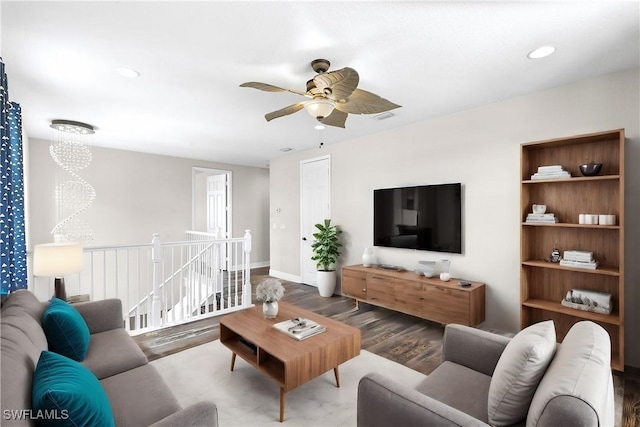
xmin=372 ymin=112 xmax=396 ymax=121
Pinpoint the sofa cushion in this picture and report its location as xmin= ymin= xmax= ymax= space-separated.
xmin=100 ymin=364 xmax=181 ymax=427
xmin=83 ymin=328 xmax=148 ymax=379
xmin=42 ymin=297 xmax=90 ymax=361
xmin=488 ymin=320 xmax=556 ymax=426
xmin=1 ymin=316 xmax=49 ymax=427
xmin=415 ymin=360 xmax=492 ymax=423
xmin=527 ymin=321 xmax=613 ymax=427
xmin=32 ymin=350 xmax=115 ymax=427
xmin=1 ymin=289 xmax=46 ymax=321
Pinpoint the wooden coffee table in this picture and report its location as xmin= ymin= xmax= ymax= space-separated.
xmin=219 ymin=301 xmax=361 ymax=422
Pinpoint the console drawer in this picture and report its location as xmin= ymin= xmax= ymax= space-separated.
xmin=366 ymin=274 xmax=394 ymax=306
xmin=422 ymin=285 xmax=470 ymax=325
xmin=342 ymin=269 xmax=367 ymax=300
xmin=394 ymin=280 xmax=423 ymax=317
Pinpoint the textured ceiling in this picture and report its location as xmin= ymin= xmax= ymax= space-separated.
xmin=2 ymin=1 xmax=639 ymax=167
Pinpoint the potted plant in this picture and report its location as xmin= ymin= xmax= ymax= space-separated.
xmin=256 ymin=278 xmax=285 ymax=319
xmin=311 ymin=219 xmax=342 ymax=297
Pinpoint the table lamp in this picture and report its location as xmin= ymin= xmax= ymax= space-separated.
xmin=33 ymin=242 xmax=83 ymax=301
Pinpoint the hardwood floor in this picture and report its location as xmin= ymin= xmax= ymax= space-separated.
xmin=134 ymin=267 xmax=639 ymax=426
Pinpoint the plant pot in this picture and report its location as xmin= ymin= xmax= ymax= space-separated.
xmin=317 ymin=270 xmax=336 ymax=297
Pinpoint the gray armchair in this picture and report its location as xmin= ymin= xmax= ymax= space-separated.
xmin=358 ymin=321 xmax=614 ymax=427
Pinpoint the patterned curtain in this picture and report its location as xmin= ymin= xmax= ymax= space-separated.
xmin=0 ymin=58 xmax=26 ymax=295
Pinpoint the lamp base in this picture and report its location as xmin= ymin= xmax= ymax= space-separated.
xmin=54 ymin=277 xmax=67 ymax=301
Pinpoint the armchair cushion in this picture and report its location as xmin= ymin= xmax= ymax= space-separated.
xmin=42 ymin=297 xmax=90 ymax=361
xmin=488 ymin=320 xmax=556 ymax=426
xmin=415 ymin=361 xmax=491 ymax=423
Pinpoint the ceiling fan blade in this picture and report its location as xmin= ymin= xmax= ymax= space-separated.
xmin=240 ymin=82 xmax=308 ymax=97
xmin=313 ymin=67 xmax=359 ymax=101
xmin=320 ymin=109 xmax=348 ymax=128
xmin=264 ymin=102 xmax=306 ymax=122
xmin=335 ymin=88 xmax=401 ymax=115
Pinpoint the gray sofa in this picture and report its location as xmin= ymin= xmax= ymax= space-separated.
xmin=1 ymin=289 xmax=218 ymax=426
xmin=358 ymin=320 xmax=614 ymax=427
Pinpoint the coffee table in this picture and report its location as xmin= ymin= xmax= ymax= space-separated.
xmin=219 ymin=301 xmax=361 ymax=422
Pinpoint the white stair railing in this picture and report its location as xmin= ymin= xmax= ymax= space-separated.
xmin=28 ymin=230 xmax=253 ymax=334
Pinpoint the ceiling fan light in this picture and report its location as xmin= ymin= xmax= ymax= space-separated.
xmin=305 ymin=99 xmax=335 ymax=119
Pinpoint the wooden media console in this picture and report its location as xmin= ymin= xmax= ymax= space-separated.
xmin=342 ymin=264 xmax=485 ymax=326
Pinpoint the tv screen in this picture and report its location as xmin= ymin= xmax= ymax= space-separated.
xmin=374 ymin=183 xmax=462 ymax=253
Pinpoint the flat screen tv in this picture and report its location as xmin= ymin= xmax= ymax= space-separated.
xmin=374 ymin=183 xmax=462 ymax=253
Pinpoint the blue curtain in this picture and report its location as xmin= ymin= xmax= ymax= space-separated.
xmin=1 ymin=57 xmax=26 ymax=295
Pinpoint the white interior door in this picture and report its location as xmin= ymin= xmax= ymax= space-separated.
xmin=207 ymin=174 xmax=228 ymax=237
xmin=300 ymin=156 xmax=331 ymax=286
xmin=207 ymin=174 xmax=228 ymax=269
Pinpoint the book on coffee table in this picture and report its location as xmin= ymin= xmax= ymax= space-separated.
xmin=273 ymin=317 xmax=326 ymax=341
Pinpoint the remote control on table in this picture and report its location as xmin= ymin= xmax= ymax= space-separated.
xmin=458 ymin=280 xmax=472 ymax=287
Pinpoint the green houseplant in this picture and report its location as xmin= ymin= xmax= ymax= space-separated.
xmin=310 ymin=219 xmax=342 ymax=297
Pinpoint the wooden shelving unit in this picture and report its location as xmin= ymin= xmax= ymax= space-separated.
xmin=520 ymin=129 xmax=625 ymax=371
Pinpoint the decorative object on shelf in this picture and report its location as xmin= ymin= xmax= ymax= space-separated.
xmin=256 ymin=278 xmax=285 ymax=319
xmin=531 ymin=165 xmax=570 ymax=180
xmin=560 ymin=250 xmax=598 ymax=270
xmin=527 ymin=203 xmax=558 ymax=224
xmin=439 ymin=272 xmax=451 ymax=282
xmin=362 ymin=247 xmax=377 ymax=267
xmin=311 ymin=219 xmax=342 ymax=297
xmin=600 ymin=214 xmax=616 ymax=225
xmin=33 ymin=241 xmax=83 ymax=301
xmin=532 ymin=204 xmax=546 ymax=214
xmin=579 ymin=162 xmax=602 ymax=176
xmin=526 ymin=212 xmax=559 ymax=223
xmin=580 ymin=213 xmax=616 ymax=225
xmin=49 ymin=120 xmax=96 ymax=243
xmin=561 ymin=289 xmax=612 ymax=315
xmin=546 ymin=247 xmax=562 ymax=263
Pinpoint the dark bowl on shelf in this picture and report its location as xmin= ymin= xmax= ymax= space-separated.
xmin=579 ymin=163 xmax=602 ymax=176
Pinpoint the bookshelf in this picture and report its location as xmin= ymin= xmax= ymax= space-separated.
xmin=520 ymin=129 xmax=625 ymax=371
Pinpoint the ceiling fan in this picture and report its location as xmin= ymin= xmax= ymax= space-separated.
xmin=240 ymin=59 xmax=401 ymax=128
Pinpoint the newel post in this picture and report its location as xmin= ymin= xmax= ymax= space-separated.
xmin=151 ymin=233 xmax=162 ymax=328
xmin=243 ymin=229 xmax=252 ymax=307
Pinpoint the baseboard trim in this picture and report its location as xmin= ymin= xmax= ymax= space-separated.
xmin=269 ymin=269 xmax=302 ymax=284
xmin=250 ymin=261 xmax=270 ymax=269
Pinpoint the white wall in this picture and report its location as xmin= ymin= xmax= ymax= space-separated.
xmin=28 ymin=139 xmax=270 ymax=263
xmin=269 ymin=68 xmax=640 ymax=367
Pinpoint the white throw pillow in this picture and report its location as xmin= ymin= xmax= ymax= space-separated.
xmin=487 ymin=320 xmax=556 ymax=426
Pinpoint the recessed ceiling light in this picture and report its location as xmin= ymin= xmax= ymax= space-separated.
xmin=527 ymin=46 xmax=556 ymax=59
xmin=314 ymin=124 xmax=326 ymax=130
xmin=115 ymin=66 xmax=140 ymax=78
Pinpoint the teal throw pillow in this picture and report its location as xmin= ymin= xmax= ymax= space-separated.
xmin=42 ymin=297 xmax=90 ymax=361
xmin=32 ymin=350 xmax=115 ymax=427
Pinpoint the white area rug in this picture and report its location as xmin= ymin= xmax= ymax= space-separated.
xmin=151 ymin=340 xmax=424 ymax=426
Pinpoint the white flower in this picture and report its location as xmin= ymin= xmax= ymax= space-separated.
xmin=256 ymin=278 xmax=285 ymax=302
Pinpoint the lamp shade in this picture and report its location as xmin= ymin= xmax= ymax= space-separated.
xmin=305 ymin=98 xmax=335 ymax=119
xmin=33 ymin=242 xmax=83 ymax=277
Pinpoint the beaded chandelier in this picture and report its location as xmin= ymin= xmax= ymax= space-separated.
xmin=49 ymin=120 xmax=96 ymax=243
